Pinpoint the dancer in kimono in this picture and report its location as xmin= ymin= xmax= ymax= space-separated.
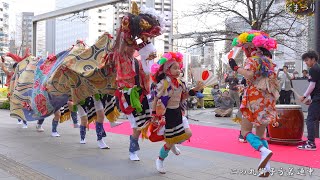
xmin=229 ymin=30 xmax=279 ymax=177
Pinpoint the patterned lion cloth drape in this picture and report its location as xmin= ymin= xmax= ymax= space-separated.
xmin=10 ymin=33 xmax=117 ymax=121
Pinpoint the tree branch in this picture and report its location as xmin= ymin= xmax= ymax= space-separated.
xmin=246 ymin=0 xmax=253 ymax=23
xmin=251 ymin=0 xmax=257 ymax=20
xmin=259 ymin=0 xmax=275 ymax=24
xmin=183 ymin=0 xmax=307 ymax=54
xmin=188 ymin=1 xmax=251 ymax=25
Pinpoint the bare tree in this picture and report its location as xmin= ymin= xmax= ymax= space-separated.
xmin=214 ymin=52 xmax=224 ymax=84
xmin=178 ymin=0 xmax=308 ymax=54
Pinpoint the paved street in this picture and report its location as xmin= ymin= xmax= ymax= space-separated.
xmin=0 ymin=109 xmax=318 ymax=180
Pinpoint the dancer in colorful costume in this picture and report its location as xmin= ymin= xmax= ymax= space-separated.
xmin=9 ymin=3 xmax=165 ymax=149
xmin=114 ymin=43 xmax=154 ymax=161
xmin=64 ymin=95 xmax=119 ymax=148
xmin=0 ymin=55 xmax=27 ymax=128
xmin=9 ymin=33 xmax=117 ymax=123
xmin=9 ymin=2 xmax=164 ymax=120
xmin=229 ymin=30 xmax=279 ymax=177
xmin=6 ymin=53 xmax=62 ymax=135
xmin=150 ymin=52 xmax=203 ymax=174
xmin=112 ymin=2 xmax=166 ymax=161
xmin=56 ymin=40 xmax=121 ymax=145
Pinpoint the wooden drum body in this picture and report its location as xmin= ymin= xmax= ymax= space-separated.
xmin=268 ymin=105 xmax=305 ymax=145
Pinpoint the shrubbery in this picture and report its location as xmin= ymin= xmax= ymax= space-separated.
xmin=0 ymin=87 xmax=8 ymax=98
xmin=0 ymin=100 xmax=10 ymax=109
xmin=204 ymin=101 xmax=214 ymax=108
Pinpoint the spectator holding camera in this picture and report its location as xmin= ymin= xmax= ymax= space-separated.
xmin=277 ymin=65 xmax=293 ymax=104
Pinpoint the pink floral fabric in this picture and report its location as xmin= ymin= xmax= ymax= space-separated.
xmin=240 ymin=57 xmax=278 ymax=126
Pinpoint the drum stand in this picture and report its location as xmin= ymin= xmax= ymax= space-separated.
xmin=267 ymin=138 xmax=305 ymax=146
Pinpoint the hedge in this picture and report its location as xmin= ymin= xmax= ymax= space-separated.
xmin=0 ymin=100 xmax=10 ymax=109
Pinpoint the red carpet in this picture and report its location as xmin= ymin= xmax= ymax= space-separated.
xmin=89 ymin=122 xmax=320 ymax=169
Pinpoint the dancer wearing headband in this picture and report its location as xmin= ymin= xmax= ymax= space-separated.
xmin=229 ymin=31 xmax=279 ymax=177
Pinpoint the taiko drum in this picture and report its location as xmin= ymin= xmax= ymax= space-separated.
xmin=268 ymin=105 xmax=304 ymax=145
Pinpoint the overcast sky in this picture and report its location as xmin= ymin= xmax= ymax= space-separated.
xmin=10 ymin=0 xmax=55 ymax=13
xmin=9 ymin=0 xmax=224 ymax=52
xmin=9 ymin=0 xmax=55 ymax=31
xmin=9 ymin=0 xmax=220 ymax=32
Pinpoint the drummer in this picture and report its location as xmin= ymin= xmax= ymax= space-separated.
xmin=298 ymin=50 xmax=320 ymax=151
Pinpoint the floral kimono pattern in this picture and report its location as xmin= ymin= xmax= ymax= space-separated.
xmin=240 ymin=56 xmax=279 ymax=126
